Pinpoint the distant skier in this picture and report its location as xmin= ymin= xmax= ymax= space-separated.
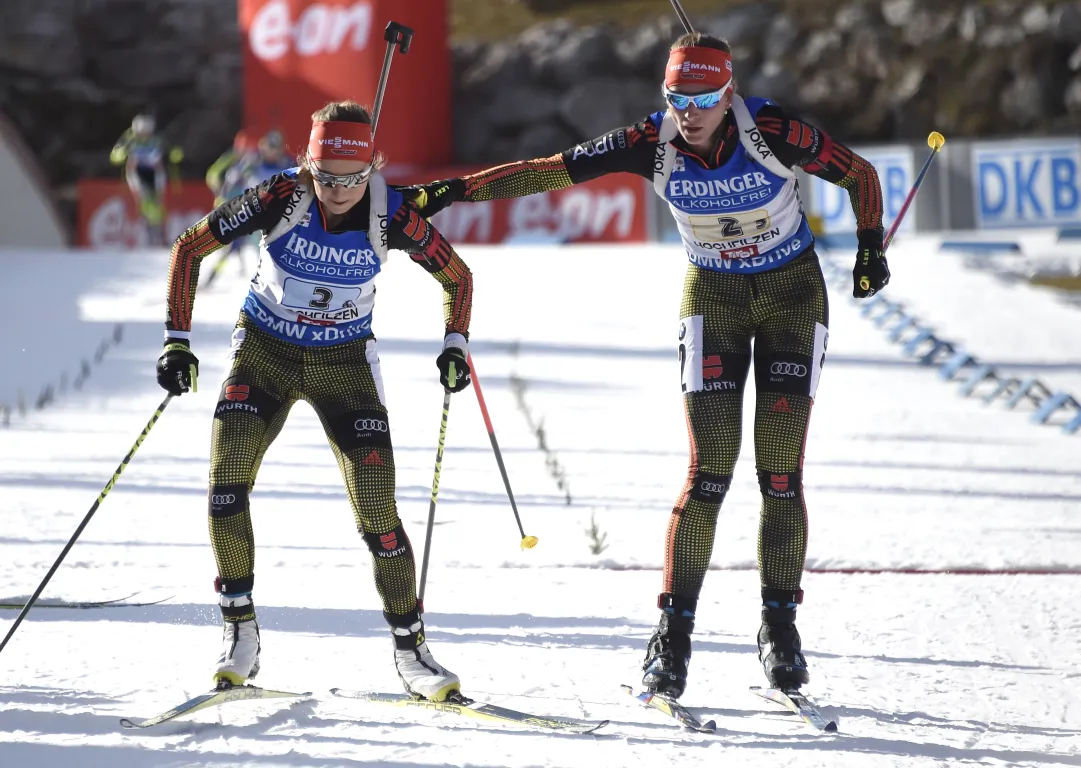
xmin=156 ymin=100 xmax=474 ymax=701
xmin=408 ymin=32 xmax=888 ymax=697
xmin=203 ymin=129 xmax=294 ymax=286
xmin=110 ymin=112 xmax=183 ymax=246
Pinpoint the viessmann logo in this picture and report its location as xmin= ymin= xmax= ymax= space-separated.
xmin=249 ymin=0 xmax=372 ymax=61
xmin=317 ymin=136 xmax=370 ymax=156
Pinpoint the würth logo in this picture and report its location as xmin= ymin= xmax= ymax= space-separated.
xmin=703 ymin=355 xmax=723 ymax=380
xmin=225 ymin=385 xmax=250 ymax=402
xmin=380 ymin=532 xmax=398 ymax=550
xmin=771 ymin=474 xmax=789 ymax=493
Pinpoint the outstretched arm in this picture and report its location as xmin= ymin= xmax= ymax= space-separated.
xmin=409 ymin=117 xmax=660 ymax=216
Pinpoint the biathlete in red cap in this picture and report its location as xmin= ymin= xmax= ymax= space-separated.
xmin=410 ymin=32 xmax=889 ymax=698
xmin=156 ymin=100 xmax=473 ymax=701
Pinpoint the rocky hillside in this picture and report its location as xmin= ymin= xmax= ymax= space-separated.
xmin=0 ymin=0 xmax=1078 ymax=207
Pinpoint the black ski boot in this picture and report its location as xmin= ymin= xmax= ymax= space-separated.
xmin=642 ymin=594 xmax=695 ymax=699
xmin=757 ymin=587 xmax=809 ymax=690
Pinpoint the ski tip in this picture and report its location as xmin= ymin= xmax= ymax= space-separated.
xmin=704 ymin=719 xmax=717 ymax=731
xmin=825 ymin=720 xmax=839 ymax=733
xmin=119 ymin=718 xmax=137 ymax=729
xmin=587 ymin=719 xmax=611 ymax=734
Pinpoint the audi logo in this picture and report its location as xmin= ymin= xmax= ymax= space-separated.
xmin=211 ymin=494 xmax=236 ymax=504
xmin=699 ymin=481 xmax=727 ymax=493
xmin=354 ymin=418 xmax=389 ymax=432
xmin=770 ymin=362 xmax=807 ymax=377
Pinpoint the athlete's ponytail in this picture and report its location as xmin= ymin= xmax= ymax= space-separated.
xmin=297 ymin=100 xmax=387 ymax=186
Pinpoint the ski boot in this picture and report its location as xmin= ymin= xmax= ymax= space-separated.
xmin=641 ymin=594 xmax=695 ymax=699
xmin=213 ymin=590 xmax=261 ymax=689
xmin=757 ymin=587 xmax=809 ymax=689
xmin=387 ymin=609 xmax=460 ymax=702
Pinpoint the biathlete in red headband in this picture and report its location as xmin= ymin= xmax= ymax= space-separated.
xmin=156 ymin=100 xmax=473 ymax=701
xmin=409 ymin=32 xmax=889 ymax=698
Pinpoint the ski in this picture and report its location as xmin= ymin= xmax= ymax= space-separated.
xmin=750 ymin=686 xmax=838 ymax=732
xmin=621 ymin=684 xmax=716 ymax=732
xmin=331 ymin=688 xmax=608 ymax=734
xmin=0 ymin=592 xmax=171 ymax=610
xmin=120 ymin=684 xmax=311 ymax=729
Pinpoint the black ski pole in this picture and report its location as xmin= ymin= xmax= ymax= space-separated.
xmin=0 ymin=395 xmax=174 ymax=656
xmin=371 ymin=21 xmax=413 ymax=140
xmin=418 ymin=389 xmax=452 ymax=611
xmin=668 ymin=0 xmax=695 ymax=33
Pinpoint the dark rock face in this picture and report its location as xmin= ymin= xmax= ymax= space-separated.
xmin=0 ymin=0 xmax=242 ymax=198
xmin=2 ymin=0 xmax=1079 ymax=210
xmin=449 ymin=0 xmax=1081 ymax=165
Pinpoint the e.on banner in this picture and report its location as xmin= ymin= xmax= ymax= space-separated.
xmin=76 ymin=179 xmax=213 ymax=248
xmin=239 ymin=0 xmax=451 ymax=168
xmin=385 ymin=167 xmax=651 ymax=244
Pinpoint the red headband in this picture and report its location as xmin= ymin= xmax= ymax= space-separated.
xmin=308 ymin=121 xmax=374 ymax=163
xmin=665 ymin=46 xmax=733 ymax=90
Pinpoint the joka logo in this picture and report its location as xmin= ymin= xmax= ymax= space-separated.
xmin=380 ymin=532 xmax=398 ymax=550
xmin=225 ymin=384 xmax=249 ymax=402
xmin=703 ymin=354 xmax=723 ymax=380
xmin=771 ymin=397 xmax=792 ymax=413
xmin=771 ymin=474 xmax=789 ymax=493
xmin=362 ymin=449 xmax=383 ymax=466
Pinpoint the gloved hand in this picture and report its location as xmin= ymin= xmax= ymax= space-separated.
xmin=853 ymin=228 xmax=890 ymax=298
xmin=436 ymin=333 xmax=471 ymax=393
xmin=156 ymin=339 xmax=199 ymax=395
xmin=405 ymin=178 xmax=466 ymax=218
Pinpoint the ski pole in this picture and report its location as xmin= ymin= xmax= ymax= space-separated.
xmin=668 ymin=0 xmax=695 ymax=33
xmin=0 ymin=395 xmax=174 ymax=656
xmin=883 ymin=131 xmax=946 ymax=252
xmin=418 ymin=388 xmax=452 ymax=610
xmin=467 ymin=353 xmax=538 ymax=550
xmin=371 ymin=22 xmax=413 ymax=140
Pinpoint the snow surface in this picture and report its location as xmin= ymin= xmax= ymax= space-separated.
xmin=1 ymin=237 xmax=1080 ymax=767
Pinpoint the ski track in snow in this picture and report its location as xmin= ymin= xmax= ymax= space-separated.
xmin=1 ymin=238 xmax=1080 ymax=767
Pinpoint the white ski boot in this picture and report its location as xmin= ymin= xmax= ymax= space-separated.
xmin=390 ymin=615 xmax=460 ymax=701
xmin=213 ymin=595 xmax=260 ymax=688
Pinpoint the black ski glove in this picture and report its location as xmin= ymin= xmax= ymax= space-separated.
xmin=853 ymin=228 xmax=890 ymax=298
xmin=156 ymin=338 xmax=199 ymax=395
xmin=436 ymin=333 xmax=471 ymax=394
xmin=405 ymin=178 xmax=466 ymax=218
